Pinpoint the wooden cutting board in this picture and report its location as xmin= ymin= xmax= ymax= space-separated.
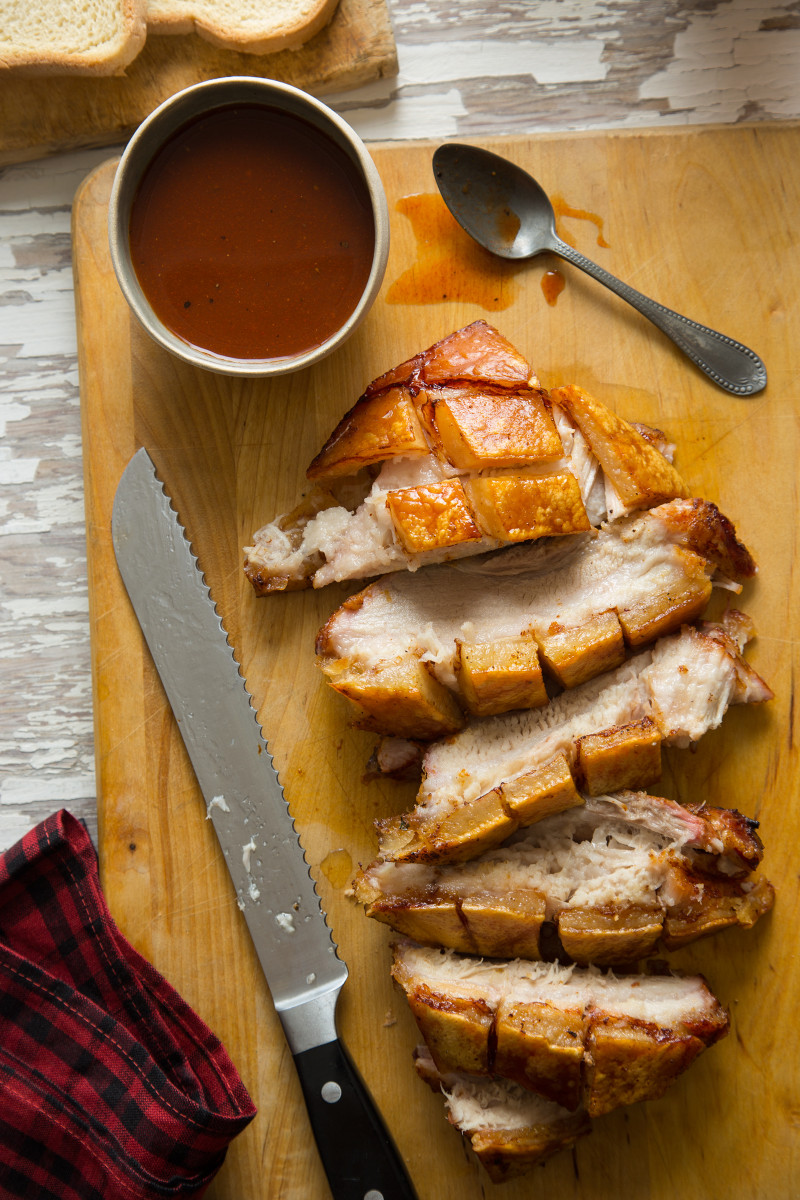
xmin=0 ymin=0 xmax=396 ymax=166
xmin=73 ymin=123 xmax=800 ymax=1200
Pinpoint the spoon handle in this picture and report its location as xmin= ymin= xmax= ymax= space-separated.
xmin=552 ymin=238 xmax=766 ymax=396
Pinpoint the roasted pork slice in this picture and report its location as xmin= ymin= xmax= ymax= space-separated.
xmin=377 ymin=614 xmax=773 ymax=864
xmin=355 ymin=791 xmax=774 ymax=963
xmin=413 ymin=1043 xmax=591 ymax=1182
xmin=393 ymin=941 xmax=729 ymax=1117
xmin=244 ymin=321 xmax=691 ymax=593
xmin=552 ymin=385 xmax=688 ymax=515
xmin=316 ymin=498 xmax=756 ymax=737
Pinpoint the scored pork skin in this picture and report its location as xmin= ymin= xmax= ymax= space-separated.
xmin=551 ymin=385 xmax=692 ymax=511
xmin=354 ymin=791 xmax=774 ymax=963
xmin=315 ymin=498 xmax=756 ymax=738
xmin=412 ymin=1044 xmax=592 ymax=1182
xmin=392 ymin=941 xmax=729 ymax=1117
xmin=243 ymin=321 xmax=692 ymax=594
xmin=376 ymin=614 xmax=772 ymax=865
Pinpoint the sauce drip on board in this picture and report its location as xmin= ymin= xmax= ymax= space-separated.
xmin=541 ymin=268 xmax=566 ymax=305
xmin=552 ymin=195 xmax=609 ymax=249
xmin=386 ymin=193 xmax=520 ymax=310
xmin=129 ymin=105 xmax=375 ymax=361
xmin=386 ymin=192 xmax=607 ymax=310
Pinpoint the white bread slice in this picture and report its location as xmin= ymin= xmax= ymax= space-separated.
xmin=146 ymin=0 xmax=340 ymax=53
xmin=0 ymin=0 xmax=146 ymax=76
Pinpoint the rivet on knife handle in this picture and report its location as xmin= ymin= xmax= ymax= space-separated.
xmin=294 ymin=1038 xmax=418 ymax=1200
xmin=112 ymin=448 xmax=418 ymax=1200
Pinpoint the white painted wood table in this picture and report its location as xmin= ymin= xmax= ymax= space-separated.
xmin=1 ymin=0 xmax=799 ymax=850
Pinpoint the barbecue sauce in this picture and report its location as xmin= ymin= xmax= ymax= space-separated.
xmin=129 ymin=105 xmax=375 ymax=361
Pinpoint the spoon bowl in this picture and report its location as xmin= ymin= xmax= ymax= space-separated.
xmin=433 ymin=142 xmax=766 ymax=396
xmin=433 ymin=143 xmax=559 ymax=260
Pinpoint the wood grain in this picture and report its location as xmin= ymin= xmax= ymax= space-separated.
xmin=74 ymin=124 xmax=800 ymax=1199
xmin=0 ymin=0 xmax=397 ymax=167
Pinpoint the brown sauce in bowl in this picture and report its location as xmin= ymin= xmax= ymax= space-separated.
xmin=128 ymin=105 xmax=376 ymax=361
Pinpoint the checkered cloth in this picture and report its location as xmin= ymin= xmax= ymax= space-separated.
xmin=0 ymin=809 xmax=256 ymax=1198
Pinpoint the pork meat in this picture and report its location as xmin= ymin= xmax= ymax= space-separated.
xmin=392 ymin=941 xmax=729 ymax=1117
xmin=244 ymin=321 xmax=691 ymax=593
xmin=316 ymin=498 xmax=756 ymax=737
xmin=376 ymin=614 xmax=772 ymax=864
xmin=413 ymin=1043 xmax=591 ymax=1182
xmin=355 ymin=791 xmax=774 ymax=963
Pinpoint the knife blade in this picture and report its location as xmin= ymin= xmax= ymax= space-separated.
xmin=112 ymin=447 xmax=417 ymax=1200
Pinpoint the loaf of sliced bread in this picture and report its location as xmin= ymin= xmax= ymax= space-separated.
xmin=146 ymin=0 xmax=339 ymax=54
xmin=0 ymin=0 xmax=147 ymax=75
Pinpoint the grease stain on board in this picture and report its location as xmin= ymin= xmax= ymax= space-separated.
xmin=320 ymin=847 xmax=353 ymax=889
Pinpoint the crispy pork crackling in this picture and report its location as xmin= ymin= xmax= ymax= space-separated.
xmin=243 ymin=321 xmax=692 ymax=593
xmin=355 ymin=791 xmax=774 ymax=963
xmin=316 ymin=497 xmax=756 ymax=737
xmin=376 ymin=613 xmax=772 ymax=865
xmin=413 ymin=1043 xmax=592 ymax=1182
xmin=392 ymin=941 xmax=729 ymax=1118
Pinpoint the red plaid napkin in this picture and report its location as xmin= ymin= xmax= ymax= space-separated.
xmin=0 ymin=809 xmax=256 ymax=1198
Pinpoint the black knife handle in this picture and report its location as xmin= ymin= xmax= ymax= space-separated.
xmin=293 ymin=1037 xmax=418 ymax=1200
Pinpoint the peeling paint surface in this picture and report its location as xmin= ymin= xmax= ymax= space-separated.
xmin=0 ymin=0 xmax=798 ymax=852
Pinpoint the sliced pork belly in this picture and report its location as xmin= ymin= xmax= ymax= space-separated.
xmin=243 ymin=321 xmax=691 ymax=593
xmin=413 ymin=1044 xmax=591 ymax=1182
xmin=392 ymin=941 xmax=729 ymax=1117
xmin=355 ymin=791 xmax=774 ymax=963
xmin=316 ymin=498 xmax=756 ymax=737
xmin=377 ymin=614 xmax=772 ymax=864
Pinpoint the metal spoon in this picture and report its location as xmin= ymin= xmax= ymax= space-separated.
xmin=433 ymin=142 xmax=766 ymax=396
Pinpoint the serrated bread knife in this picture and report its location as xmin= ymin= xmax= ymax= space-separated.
xmin=112 ymin=448 xmax=417 ymax=1200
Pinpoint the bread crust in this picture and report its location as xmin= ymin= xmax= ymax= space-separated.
xmin=0 ymin=0 xmax=146 ymax=76
xmin=145 ymin=0 xmax=340 ymax=54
